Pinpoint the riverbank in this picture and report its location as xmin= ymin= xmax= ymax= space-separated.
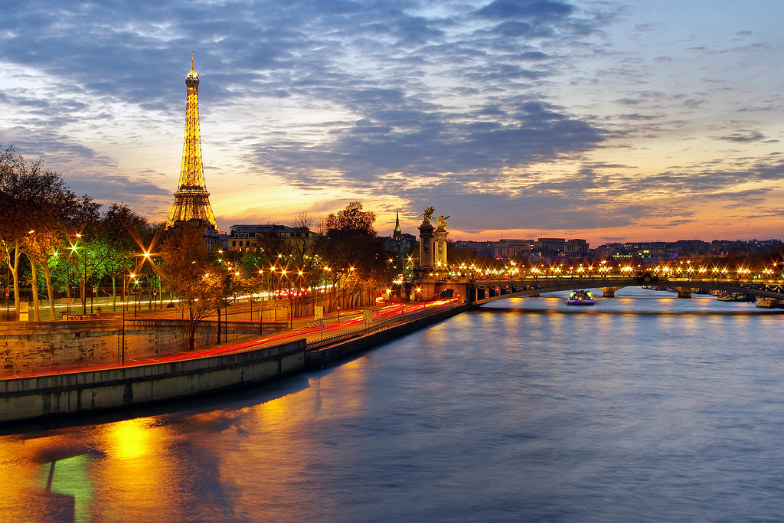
xmin=305 ymin=304 xmax=468 ymax=369
xmin=0 ymin=300 xmax=467 ymax=424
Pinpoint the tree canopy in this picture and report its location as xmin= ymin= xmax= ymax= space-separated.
xmin=324 ymin=201 xmax=376 ymax=234
xmin=158 ymin=222 xmax=228 ymax=349
xmin=0 ymin=146 xmax=98 ymax=318
xmin=316 ymin=201 xmax=390 ymax=282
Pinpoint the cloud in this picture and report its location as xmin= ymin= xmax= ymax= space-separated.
xmin=69 ymin=174 xmax=170 ymax=201
xmin=717 ymin=130 xmax=766 ymax=143
xmin=475 ymin=0 xmax=575 ymax=21
xmin=2 ymin=0 xmax=784 ymax=243
xmin=254 ymin=98 xmax=606 ymax=194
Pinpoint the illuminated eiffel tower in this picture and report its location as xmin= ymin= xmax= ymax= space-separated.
xmin=166 ymin=52 xmax=219 ymax=230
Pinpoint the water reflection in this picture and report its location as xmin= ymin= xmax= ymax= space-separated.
xmin=2 ymin=288 xmax=784 ymax=522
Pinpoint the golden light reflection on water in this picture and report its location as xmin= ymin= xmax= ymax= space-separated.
xmin=105 ymin=418 xmax=154 ymax=460
xmin=1 ymin=418 xmax=183 ymax=522
xmin=0 ymin=431 xmax=96 ymax=522
xmin=90 ymin=417 xmax=193 ymax=523
xmin=0 ymin=437 xmax=39 ymax=497
xmin=0 ymin=437 xmax=52 ymax=520
xmin=114 ymin=358 xmax=367 ymax=522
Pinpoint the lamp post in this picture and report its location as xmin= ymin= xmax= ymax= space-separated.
xmin=141 ymin=250 xmax=151 ymax=309
xmin=71 ymin=234 xmax=85 ymax=314
xmin=121 ymin=273 xmax=134 ymax=364
xmin=130 ymin=274 xmax=139 ymax=316
xmin=297 ymin=269 xmax=304 ymax=319
xmin=282 ymin=269 xmax=293 ymax=329
xmin=74 ymin=234 xmax=94 ymax=314
xmin=269 ymin=266 xmax=276 ymax=299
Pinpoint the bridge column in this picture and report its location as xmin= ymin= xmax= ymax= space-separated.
xmin=674 ymin=287 xmax=692 ymax=299
xmin=465 ymin=284 xmax=476 ymax=304
xmin=600 ymin=287 xmax=621 ymax=298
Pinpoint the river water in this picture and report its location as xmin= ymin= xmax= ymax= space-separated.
xmin=2 ymin=287 xmax=784 ymax=523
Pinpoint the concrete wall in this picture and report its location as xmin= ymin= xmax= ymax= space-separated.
xmin=0 ymin=339 xmax=305 ymax=423
xmin=0 ymin=302 xmax=469 ymax=424
xmin=0 ymin=319 xmax=263 ymax=376
xmin=306 ymin=305 xmax=468 ymax=369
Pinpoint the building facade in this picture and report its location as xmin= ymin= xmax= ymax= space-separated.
xmin=227 ymin=225 xmax=315 ymax=254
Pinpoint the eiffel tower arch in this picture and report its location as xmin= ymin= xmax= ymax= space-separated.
xmin=166 ymin=52 xmax=219 ymax=231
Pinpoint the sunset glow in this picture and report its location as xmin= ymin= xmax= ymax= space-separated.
xmin=1 ymin=1 xmax=783 ymax=245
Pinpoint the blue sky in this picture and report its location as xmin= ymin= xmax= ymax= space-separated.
xmin=1 ymin=0 xmax=783 ymax=245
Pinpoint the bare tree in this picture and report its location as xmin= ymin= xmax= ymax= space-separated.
xmin=294 ymin=211 xmax=313 ymax=231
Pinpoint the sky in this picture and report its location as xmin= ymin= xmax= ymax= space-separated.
xmin=2 ymin=0 xmax=784 ymax=247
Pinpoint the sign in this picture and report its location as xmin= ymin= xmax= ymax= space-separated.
xmin=19 ymin=301 xmax=29 ymax=322
xmin=314 ymin=305 xmax=323 ymax=319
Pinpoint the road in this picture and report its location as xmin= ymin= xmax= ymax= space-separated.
xmin=2 ymin=298 xmax=461 ymax=380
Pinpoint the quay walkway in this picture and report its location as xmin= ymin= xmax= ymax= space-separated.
xmin=0 ymin=298 xmax=463 ymax=424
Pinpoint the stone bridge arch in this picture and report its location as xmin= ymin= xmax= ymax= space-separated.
xmin=434 ymin=276 xmax=784 ymax=306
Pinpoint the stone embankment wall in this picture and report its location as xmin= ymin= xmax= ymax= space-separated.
xmin=0 ymin=300 xmax=469 ymax=424
xmin=306 ymin=305 xmax=469 ymax=369
xmin=0 ymin=340 xmax=305 ymax=423
xmin=0 ymin=319 xmax=267 ymax=376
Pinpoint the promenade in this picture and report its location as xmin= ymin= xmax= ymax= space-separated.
xmin=0 ymin=296 xmax=464 ymax=423
xmin=3 ymin=296 xmax=461 ymax=379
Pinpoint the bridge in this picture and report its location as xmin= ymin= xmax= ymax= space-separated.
xmin=431 ymin=276 xmax=784 ymax=305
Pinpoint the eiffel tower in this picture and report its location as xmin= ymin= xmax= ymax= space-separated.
xmin=166 ymin=52 xmax=219 ymax=230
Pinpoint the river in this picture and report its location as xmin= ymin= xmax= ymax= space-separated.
xmin=2 ymin=287 xmax=784 ymax=522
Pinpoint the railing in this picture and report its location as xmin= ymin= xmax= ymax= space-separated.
xmin=306 ymin=302 xmax=460 ymax=350
xmin=467 ymin=275 xmax=784 ymax=302
xmin=123 ymin=318 xmax=276 ymax=333
xmin=305 ymin=312 xmax=364 ymax=328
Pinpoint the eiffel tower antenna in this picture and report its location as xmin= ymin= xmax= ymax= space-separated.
xmin=166 ymin=51 xmax=219 ymax=230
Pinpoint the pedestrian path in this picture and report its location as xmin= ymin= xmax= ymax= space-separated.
xmin=2 ymin=298 xmax=460 ymax=380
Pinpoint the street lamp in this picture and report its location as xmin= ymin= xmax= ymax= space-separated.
xmin=120 ymin=272 xmax=135 ymax=364
xmin=269 ymin=266 xmax=277 ymax=298
xmin=73 ymin=233 xmax=89 ymax=314
xmin=130 ymin=273 xmax=139 ymax=316
xmin=280 ymin=269 xmax=293 ymax=328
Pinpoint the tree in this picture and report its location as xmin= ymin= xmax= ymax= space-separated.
xmin=0 ymin=146 xmax=97 ymax=320
xmin=315 ymin=202 xmax=391 ymax=308
xmin=158 ymin=223 xmax=227 ymax=350
xmin=294 ymin=211 xmax=313 ymax=231
xmin=0 ymin=147 xmax=37 ymax=317
xmin=93 ymin=203 xmax=156 ymax=310
xmin=324 ymin=201 xmax=375 ymax=234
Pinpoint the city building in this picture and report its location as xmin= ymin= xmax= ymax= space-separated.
xmin=535 ymin=238 xmax=566 ymax=258
xmin=227 ymin=224 xmax=314 ymax=255
xmin=565 ymin=239 xmax=588 ymax=257
xmin=493 ymin=239 xmax=535 ymax=259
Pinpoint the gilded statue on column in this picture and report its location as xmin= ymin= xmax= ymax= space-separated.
xmin=423 ymin=207 xmax=435 ymax=224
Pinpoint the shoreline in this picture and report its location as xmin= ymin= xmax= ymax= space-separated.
xmin=0 ymin=303 xmax=469 ymax=427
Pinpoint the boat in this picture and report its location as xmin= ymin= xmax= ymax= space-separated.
xmin=567 ymin=289 xmax=595 ymax=306
xmin=756 ymin=296 xmax=777 ymax=308
xmin=717 ymin=292 xmax=746 ymax=302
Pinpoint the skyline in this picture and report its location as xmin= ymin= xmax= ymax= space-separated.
xmin=1 ymin=1 xmax=784 ymax=245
